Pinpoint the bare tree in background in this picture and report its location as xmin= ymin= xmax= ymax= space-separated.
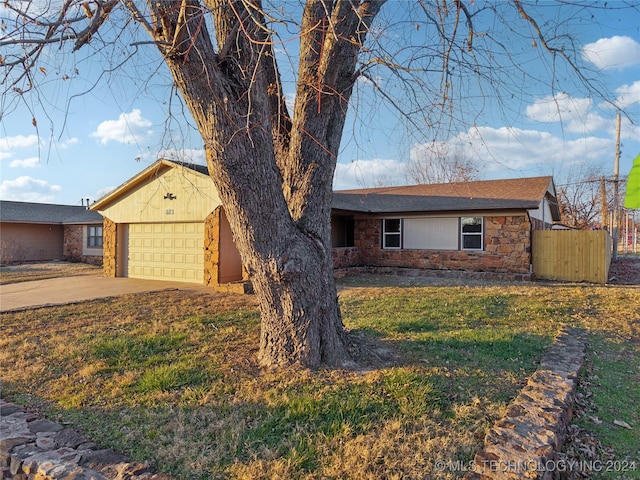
xmin=1 ymin=0 xmax=631 ymax=368
xmin=406 ymin=143 xmax=479 ymax=185
xmin=556 ymin=163 xmax=608 ymax=229
xmin=556 ymin=163 xmax=624 ymax=230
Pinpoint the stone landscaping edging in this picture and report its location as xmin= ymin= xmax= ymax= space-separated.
xmin=0 ymin=400 xmax=171 ymax=480
xmin=464 ymin=325 xmax=588 ymax=480
xmin=2 ymin=325 xmax=588 ymax=480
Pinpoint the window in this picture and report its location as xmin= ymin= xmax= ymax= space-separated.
xmin=87 ymin=225 xmax=103 ymax=248
xmin=461 ymin=217 xmax=483 ymax=250
xmin=382 ymin=219 xmax=401 ymax=249
xmin=331 ymin=216 xmax=355 ymax=247
xmin=403 ymin=217 xmax=458 ymax=250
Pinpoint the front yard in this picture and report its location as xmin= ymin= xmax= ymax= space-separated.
xmin=0 ymin=272 xmax=638 ymax=479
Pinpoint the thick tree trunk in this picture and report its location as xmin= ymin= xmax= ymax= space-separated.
xmin=202 ymin=146 xmax=349 ymax=368
xmin=140 ymin=0 xmax=384 ymax=368
xmin=250 ymin=230 xmax=348 ymax=367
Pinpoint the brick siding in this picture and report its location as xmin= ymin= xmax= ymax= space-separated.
xmin=63 ymin=225 xmax=102 ymax=265
xmin=332 ymin=215 xmax=532 ymax=278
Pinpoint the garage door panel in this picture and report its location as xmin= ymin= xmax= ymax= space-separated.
xmin=127 ymin=223 xmax=203 ymax=283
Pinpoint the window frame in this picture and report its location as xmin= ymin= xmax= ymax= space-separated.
xmin=382 ymin=218 xmax=402 ymax=249
xmin=460 ymin=217 xmax=483 ymax=251
xmin=87 ymin=225 xmax=103 ymax=248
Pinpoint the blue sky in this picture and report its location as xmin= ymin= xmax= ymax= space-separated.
xmin=1 ymin=1 xmax=639 ymax=206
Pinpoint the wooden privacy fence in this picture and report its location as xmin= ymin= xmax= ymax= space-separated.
xmin=532 ymin=230 xmax=613 ymax=284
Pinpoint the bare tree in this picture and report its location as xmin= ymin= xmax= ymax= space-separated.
xmin=1 ymin=1 xmax=631 ymax=368
xmin=406 ymin=143 xmax=479 ymax=184
xmin=556 ymin=163 xmax=608 ymax=229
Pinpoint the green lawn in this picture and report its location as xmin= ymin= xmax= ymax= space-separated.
xmin=1 ymin=281 xmax=638 ymax=479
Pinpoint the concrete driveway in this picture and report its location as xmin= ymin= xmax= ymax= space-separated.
xmin=0 ymin=273 xmax=214 ymax=313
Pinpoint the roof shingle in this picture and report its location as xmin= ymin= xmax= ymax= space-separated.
xmin=333 ymin=176 xmax=556 ymax=215
xmin=0 ymin=201 xmax=103 ymax=224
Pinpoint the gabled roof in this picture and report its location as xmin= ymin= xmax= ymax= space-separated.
xmin=88 ymin=158 xmax=559 ymax=220
xmin=90 ymin=159 xmax=210 ymax=211
xmin=0 ymin=200 xmax=103 ymax=224
xmin=333 ymin=176 xmax=560 ymax=219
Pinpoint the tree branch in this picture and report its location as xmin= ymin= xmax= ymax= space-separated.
xmin=73 ymin=0 xmax=119 ymax=51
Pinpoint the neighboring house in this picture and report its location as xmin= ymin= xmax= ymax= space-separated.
xmin=0 ymin=200 xmax=104 ymax=265
xmin=89 ymin=159 xmax=559 ymax=286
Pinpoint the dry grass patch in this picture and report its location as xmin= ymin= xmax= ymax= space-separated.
xmin=1 ymin=282 xmax=638 ymax=479
xmin=0 ymin=261 xmax=101 ymax=284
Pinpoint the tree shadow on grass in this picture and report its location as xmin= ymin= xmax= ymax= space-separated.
xmin=0 ymin=288 xmax=561 ymax=479
xmin=0 ymin=326 xmax=550 ymax=479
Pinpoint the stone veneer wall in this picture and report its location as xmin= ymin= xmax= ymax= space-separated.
xmin=102 ymin=218 xmax=117 ymax=278
xmin=346 ymin=215 xmax=532 ymax=277
xmin=203 ymin=208 xmax=220 ymax=287
xmin=332 ymin=247 xmax=360 ymax=269
xmin=203 ymin=208 xmax=252 ymax=293
xmin=62 ymin=226 xmax=102 ymax=266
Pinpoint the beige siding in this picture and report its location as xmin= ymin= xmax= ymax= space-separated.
xmin=0 ymin=223 xmax=63 ymax=262
xmin=98 ymin=167 xmax=220 ymax=223
xmin=127 ymin=223 xmax=204 ymax=283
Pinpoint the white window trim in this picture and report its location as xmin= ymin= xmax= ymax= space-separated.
xmin=460 ymin=217 xmax=483 ymax=251
xmin=382 ymin=218 xmax=402 ymax=249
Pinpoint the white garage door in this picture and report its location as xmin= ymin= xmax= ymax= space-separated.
xmin=127 ymin=223 xmax=204 ymax=283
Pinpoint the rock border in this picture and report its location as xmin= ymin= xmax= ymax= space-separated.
xmin=0 ymin=400 xmax=171 ymax=480
xmin=2 ymin=325 xmax=588 ymax=480
xmin=464 ymin=325 xmax=588 ymax=480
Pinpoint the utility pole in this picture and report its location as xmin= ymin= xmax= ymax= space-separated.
xmin=601 ymin=176 xmax=608 ymax=230
xmin=613 ymin=112 xmax=621 ymax=259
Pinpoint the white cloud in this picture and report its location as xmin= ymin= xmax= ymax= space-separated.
xmin=0 ymin=135 xmax=41 ymax=165
xmin=8 ymin=157 xmax=40 ymax=168
xmin=91 ymin=109 xmax=153 ymax=145
xmin=95 ymin=186 xmax=116 ymax=200
xmin=582 ymin=36 xmax=640 ymax=70
xmin=0 ymin=176 xmax=62 ymax=202
xmin=620 ymin=116 xmax=640 ymax=143
xmin=59 ymin=137 xmax=80 ymax=149
xmin=0 ymin=134 xmax=39 ymax=150
xmin=526 ymin=93 xmax=609 ymax=134
xmin=615 ymin=80 xmax=640 ymax=109
xmin=334 ymin=158 xmax=406 ymax=190
xmin=334 ymin=123 xmax=619 ymax=189
xmin=450 ymin=126 xmax=612 ymax=174
xmin=526 ymin=93 xmax=590 ymax=122
xmin=156 ymin=148 xmax=207 ymax=166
